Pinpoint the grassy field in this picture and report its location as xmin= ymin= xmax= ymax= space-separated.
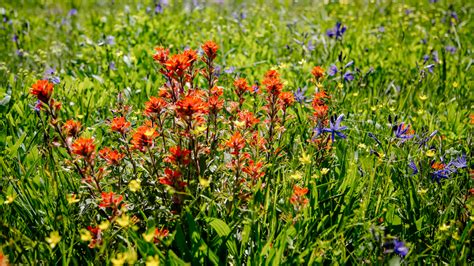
xmin=0 ymin=0 xmax=473 ymax=265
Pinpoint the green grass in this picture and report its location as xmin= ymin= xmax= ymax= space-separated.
xmin=0 ymin=0 xmax=473 ymax=265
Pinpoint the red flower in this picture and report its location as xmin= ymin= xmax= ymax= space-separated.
xmin=30 ymin=80 xmax=54 ymax=103
xmin=311 ymin=66 xmax=325 ymax=81
xmin=226 ymin=132 xmax=246 ymax=155
xmin=164 ymin=146 xmax=191 ymax=165
xmin=201 ymin=41 xmax=219 ymax=60
xmin=175 ymin=94 xmax=208 ymax=119
xmin=312 ymin=90 xmax=330 ymax=108
xmin=62 ymin=119 xmax=81 ymax=137
xmin=159 ymin=168 xmax=184 ymax=187
xmin=71 ymin=137 xmax=95 ymax=158
xmin=278 ymin=91 xmax=295 ymax=109
xmin=183 ymin=49 xmax=198 ymax=66
xmin=153 ymin=47 xmax=170 ymax=65
xmin=166 ymin=54 xmax=191 ymax=77
xmin=86 ymin=226 xmax=102 ymax=248
xmin=234 ymin=78 xmax=250 ymax=99
xmin=290 ymin=185 xmax=309 ymax=206
xmin=313 ymin=105 xmax=329 ymax=119
xmin=110 ymin=117 xmax=131 ymax=134
xmin=144 ymin=96 xmax=167 ymax=117
xmin=99 ymin=191 xmax=123 ymax=209
xmin=131 ymin=125 xmax=159 ymax=152
xmin=262 ymin=70 xmax=283 ymax=96
xmin=154 ymin=228 xmax=169 ymax=243
xmin=238 ymin=110 xmax=259 ymax=129
xmin=242 ymin=160 xmax=265 ymax=180
xmin=99 ymin=147 xmax=125 ymax=165
xmin=431 ymin=162 xmax=445 ymax=170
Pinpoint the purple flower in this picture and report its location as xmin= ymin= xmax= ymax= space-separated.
xmin=447 ymin=154 xmax=467 ymax=169
xmin=378 ymin=26 xmax=385 ymax=33
xmin=343 ymin=71 xmax=354 ymax=82
xmin=422 ymin=54 xmax=430 ymax=64
xmin=425 ymin=64 xmax=435 ymax=73
xmin=409 ymin=161 xmax=418 ymax=175
xmin=445 ymin=45 xmax=456 ymax=54
xmin=45 ymin=67 xmax=56 ymax=76
xmin=394 ymin=240 xmax=409 ymax=257
xmin=155 ymin=4 xmax=163 ymax=14
xmin=315 ymin=114 xmax=348 ymax=142
xmin=12 ymin=34 xmax=18 ymax=42
xmin=68 ymin=8 xmax=78 ymax=16
xmin=432 ymin=50 xmax=439 ymax=63
xmin=50 ymin=77 xmax=60 ymax=84
xmin=252 ymin=84 xmax=259 ymax=93
xmin=294 ymin=86 xmax=307 ymax=103
xmin=394 ymin=123 xmax=414 ymax=140
xmin=109 ymin=61 xmax=116 ymax=71
xmin=224 ymin=66 xmax=235 ymax=74
xmin=307 ymin=40 xmax=315 ymax=51
xmin=344 ymin=60 xmax=354 ymax=68
xmin=106 ymin=35 xmax=115 ymax=46
xmin=328 ymin=64 xmax=338 ymax=76
xmin=326 ymin=22 xmax=347 ymax=40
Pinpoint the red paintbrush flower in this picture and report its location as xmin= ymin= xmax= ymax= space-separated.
xmin=238 ymin=110 xmax=259 ymax=129
xmin=164 ymin=146 xmax=191 ymax=165
xmin=201 ymin=40 xmax=219 ymax=60
xmin=99 ymin=147 xmax=125 ymax=165
xmin=99 ymin=191 xmax=123 ymax=209
xmin=131 ymin=125 xmax=159 ymax=152
xmin=30 ymin=80 xmax=54 ymax=103
xmin=110 ymin=117 xmax=131 ymax=134
xmin=242 ymin=160 xmax=265 ymax=180
xmin=226 ymin=132 xmax=246 ymax=155
xmin=183 ymin=49 xmax=198 ymax=66
xmin=86 ymin=226 xmax=102 ymax=248
xmin=290 ymin=185 xmax=309 ymax=206
xmin=175 ymin=94 xmax=208 ymax=119
xmin=311 ymin=66 xmax=325 ymax=81
xmin=166 ymin=53 xmax=191 ymax=77
xmin=62 ymin=119 xmax=81 ymax=137
xmin=159 ymin=168 xmax=183 ymax=187
xmin=144 ymin=96 xmax=167 ymax=117
xmin=262 ymin=70 xmax=283 ymax=96
xmin=278 ymin=91 xmax=295 ymax=110
xmin=71 ymin=137 xmax=95 ymax=158
xmin=153 ymin=46 xmax=169 ymax=65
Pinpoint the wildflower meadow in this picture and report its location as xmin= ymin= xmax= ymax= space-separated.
xmin=0 ymin=0 xmax=473 ymax=265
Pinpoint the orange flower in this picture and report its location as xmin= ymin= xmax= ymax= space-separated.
xmin=164 ymin=146 xmax=191 ymax=165
xmin=201 ymin=40 xmax=219 ymax=60
xmin=290 ymin=185 xmax=309 ymax=206
xmin=279 ymin=91 xmax=295 ymax=109
xmin=110 ymin=117 xmax=131 ymax=134
xmin=154 ymin=228 xmax=169 ymax=240
xmin=131 ymin=125 xmax=159 ymax=152
xmin=313 ymin=105 xmax=329 ymax=119
xmin=159 ymin=168 xmax=186 ymax=188
xmin=238 ymin=110 xmax=259 ymax=129
xmin=242 ymin=160 xmax=265 ymax=180
xmin=0 ymin=252 xmax=9 ymax=266
xmin=431 ymin=162 xmax=445 ymax=170
xmin=262 ymin=70 xmax=283 ymax=96
xmin=312 ymin=90 xmax=330 ymax=108
xmin=166 ymin=54 xmax=191 ymax=77
xmin=175 ymin=94 xmax=208 ymax=119
xmin=71 ymin=137 xmax=95 ymax=158
xmin=99 ymin=191 xmax=123 ymax=209
xmin=226 ymin=132 xmax=246 ymax=155
xmin=153 ymin=47 xmax=169 ymax=65
xmin=86 ymin=226 xmax=102 ymax=248
xmin=30 ymin=80 xmax=54 ymax=103
xmin=183 ymin=49 xmax=198 ymax=66
xmin=62 ymin=119 xmax=81 ymax=137
xmin=99 ymin=147 xmax=125 ymax=165
xmin=144 ymin=96 xmax=167 ymax=117
xmin=311 ymin=66 xmax=325 ymax=81
xmin=234 ymin=78 xmax=250 ymax=97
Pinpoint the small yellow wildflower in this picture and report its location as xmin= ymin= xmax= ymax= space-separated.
xmin=45 ymin=231 xmax=61 ymax=248
xmin=321 ymin=168 xmax=329 ymax=175
xmin=417 ymin=188 xmax=428 ymax=195
xmin=146 ymin=255 xmax=160 ymax=266
xmin=129 ymin=179 xmax=141 ymax=192
xmin=4 ymin=194 xmax=15 ymax=205
xmin=199 ymin=177 xmax=210 ymax=188
xmin=116 ymin=215 xmax=131 ymax=227
xmin=299 ymin=151 xmax=311 ymax=165
xmin=111 ymin=253 xmax=127 ymax=266
xmin=337 ymin=83 xmax=343 ymax=90
xmin=452 ymin=81 xmax=459 ymax=88
xmin=439 ymin=223 xmax=450 ymax=232
xmin=142 ymin=229 xmax=155 ymax=242
xmin=126 ymin=249 xmax=137 ymax=265
xmin=452 ymin=232 xmax=460 ymax=241
xmin=426 ymin=149 xmax=436 ymax=157
xmin=419 ymin=94 xmax=428 ymax=101
xmin=67 ymin=193 xmax=80 ymax=204
xmin=99 ymin=220 xmax=110 ymax=230
xmin=80 ymin=229 xmax=92 ymax=242
xmin=289 ymin=171 xmax=303 ymax=180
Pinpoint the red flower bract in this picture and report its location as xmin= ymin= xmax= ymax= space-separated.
xmin=166 ymin=53 xmax=191 ymax=77
xmin=262 ymin=70 xmax=283 ymax=96
xmin=110 ymin=117 xmax=131 ymax=134
xmin=164 ymin=146 xmax=191 ymax=165
xmin=153 ymin=46 xmax=170 ymax=65
xmin=175 ymin=94 xmax=208 ymax=119
xmin=30 ymin=80 xmax=54 ymax=103
xmin=62 ymin=119 xmax=81 ymax=137
xmin=311 ymin=66 xmax=325 ymax=80
xmin=144 ymin=96 xmax=167 ymax=117
xmin=131 ymin=125 xmax=159 ymax=152
xmin=226 ymin=132 xmax=246 ymax=155
xmin=279 ymin=91 xmax=295 ymax=109
xmin=71 ymin=137 xmax=95 ymax=158
xmin=201 ymin=40 xmax=219 ymax=60
xmin=99 ymin=147 xmax=125 ymax=165
xmin=99 ymin=191 xmax=123 ymax=209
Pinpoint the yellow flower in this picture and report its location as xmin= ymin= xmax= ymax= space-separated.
xmin=142 ymin=229 xmax=155 ymax=242
xmin=80 ymin=229 xmax=92 ymax=242
xmin=419 ymin=94 xmax=428 ymax=101
xmin=67 ymin=194 xmax=80 ymax=204
xmin=4 ymin=194 xmax=15 ymax=205
xmin=129 ymin=179 xmax=141 ymax=192
xmin=321 ymin=168 xmax=329 ymax=175
xmin=99 ymin=220 xmax=110 ymax=230
xmin=352 ymin=92 xmax=359 ymax=97
xmin=452 ymin=81 xmax=459 ymax=88
xmin=199 ymin=177 xmax=211 ymax=188
xmin=299 ymin=151 xmax=311 ymax=165
xmin=289 ymin=171 xmax=303 ymax=180
xmin=116 ymin=215 xmax=131 ymax=227
xmin=337 ymin=83 xmax=343 ymax=90
xmin=46 ymin=231 xmax=61 ymax=248
xmin=426 ymin=149 xmax=436 ymax=157
xmin=370 ymin=106 xmax=377 ymax=111
xmin=439 ymin=223 xmax=450 ymax=232
xmin=417 ymin=188 xmax=428 ymax=195
xmin=452 ymin=232 xmax=460 ymax=241
xmin=111 ymin=253 xmax=127 ymax=266
xmin=146 ymin=255 xmax=160 ymax=266
xmin=126 ymin=249 xmax=137 ymax=265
